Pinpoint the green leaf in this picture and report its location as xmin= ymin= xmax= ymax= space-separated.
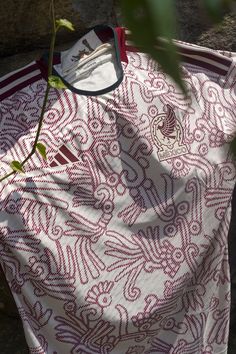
xmin=36 ymin=143 xmax=47 ymax=160
xmin=121 ymin=0 xmax=186 ymax=94
xmin=55 ymin=19 xmax=75 ymax=31
xmin=48 ymin=75 xmax=67 ymax=89
xmin=10 ymin=161 xmax=25 ymax=174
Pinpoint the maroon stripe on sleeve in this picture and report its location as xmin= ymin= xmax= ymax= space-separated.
xmin=54 ymin=153 xmax=68 ymax=165
xmin=0 ymin=74 xmax=43 ymax=101
xmin=125 ymin=44 xmax=228 ymax=75
xmin=126 ymin=31 xmax=232 ymax=68
xmin=0 ymin=63 xmax=39 ymax=89
xmin=177 ymin=46 xmax=232 ymax=67
xmin=180 ymin=55 xmax=228 ymax=75
xmin=59 ymin=145 xmax=78 ymax=162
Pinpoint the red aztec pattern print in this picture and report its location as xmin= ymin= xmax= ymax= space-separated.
xmin=0 ymin=27 xmax=236 ymax=354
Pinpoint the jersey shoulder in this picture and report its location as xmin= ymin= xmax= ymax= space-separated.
xmin=124 ymin=28 xmax=233 ymax=77
xmin=0 ymin=61 xmax=43 ymax=102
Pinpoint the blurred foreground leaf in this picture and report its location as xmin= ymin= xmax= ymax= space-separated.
xmin=121 ymin=0 xmax=186 ymax=94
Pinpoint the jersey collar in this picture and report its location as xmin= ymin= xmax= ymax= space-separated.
xmin=37 ymin=25 xmax=128 ymax=96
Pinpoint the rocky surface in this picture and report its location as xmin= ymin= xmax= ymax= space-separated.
xmin=198 ymin=13 xmax=236 ymax=51
xmin=0 ymin=1 xmax=236 ymax=353
xmin=175 ymin=0 xmax=212 ymax=42
xmin=0 ymin=0 xmax=116 ymax=57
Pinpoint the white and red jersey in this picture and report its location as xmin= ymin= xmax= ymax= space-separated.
xmin=0 ymin=25 xmax=235 ymax=354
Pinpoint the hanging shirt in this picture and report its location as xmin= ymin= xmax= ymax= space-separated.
xmin=0 ymin=25 xmax=235 ymax=354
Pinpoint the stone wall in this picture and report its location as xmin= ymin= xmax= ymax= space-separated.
xmin=175 ymin=0 xmax=236 ymax=50
xmin=1 ymin=0 xmax=236 ymax=66
xmin=0 ymin=0 xmax=115 ymax=57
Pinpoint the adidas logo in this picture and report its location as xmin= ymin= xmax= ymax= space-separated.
xmin=49 ymin=144 xmax=79 ymax=167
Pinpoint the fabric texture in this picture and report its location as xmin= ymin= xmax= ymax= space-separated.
xmin=0 ymin=25 xmax=235 ymax=354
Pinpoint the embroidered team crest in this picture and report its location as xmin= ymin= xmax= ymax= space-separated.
xmin=151 ymin=104 xmax=188 ymax=161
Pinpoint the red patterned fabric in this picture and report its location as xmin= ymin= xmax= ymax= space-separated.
xmin=0 ymin=26 xmax=235 ymax=354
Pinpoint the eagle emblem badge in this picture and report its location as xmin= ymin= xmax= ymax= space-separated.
xmin=151 ymin=104 xmax=188 ymax=161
